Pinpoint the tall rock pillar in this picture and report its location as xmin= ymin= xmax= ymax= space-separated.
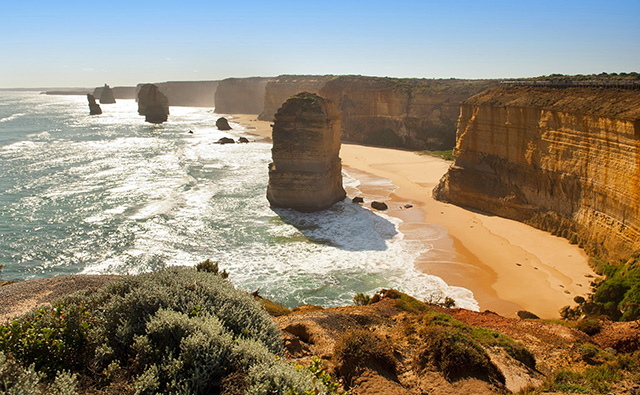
xmin=137 ymin=84 xmax=169 ymax=124
xmin=267 ymin=92 xmax=346 ymax=212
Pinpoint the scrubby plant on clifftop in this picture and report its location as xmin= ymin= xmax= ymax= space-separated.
xmin=0 ymin=266 xmax=331 ymax=394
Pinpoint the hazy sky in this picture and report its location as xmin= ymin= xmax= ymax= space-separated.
xmin=1 ymin=0 xmax=638 ymax=88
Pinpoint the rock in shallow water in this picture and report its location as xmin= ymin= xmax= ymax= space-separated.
xmin=216 ymin=117 xmax=232 ymax=130
xmin=87 ymin=94 xmax=102 ymax=115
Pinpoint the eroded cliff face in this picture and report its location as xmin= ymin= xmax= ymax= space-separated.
xmin=214 ymin=77 xmax=269 ymax=114
xmin=318 ymin=76 xmax=498 ymax=150
xmin=267 ymin=92 xmax=346 ymax=212
xmin=258 ymin=75 xmax=335 ymax=121
xmin=135 ymin=81 xmax=218 ymax=107
xmin=434 ymin=86 xmax=640 ymax=261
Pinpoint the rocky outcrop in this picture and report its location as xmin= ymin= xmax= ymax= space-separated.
xmin=434 ymin=85 xmax=640 ymax=262
xmin=267 ymin=92 xmax=346 ymax=212
xmin=87 ymin=94 xmax=102 ymax=115
xmin=98 ymin=84 xmax=116 ymax=104
xmin=214 ymin=77 xmax=269 ymax=114
xmin=318 ymin=76 xmax=498 ymax=150
xmin=216 ymin=117 xmax=231 ymax=130
xmin=137 ymin=84 xmax=169 ymax=124
xmin=258 ymin=75 xmax=335 ymax=121
xmin=135 ymin=81 xmax=218 ymax=107
xmin=93 ymin=86 xmax=136 ymax=100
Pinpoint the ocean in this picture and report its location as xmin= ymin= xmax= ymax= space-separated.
xmin=0 ymin=91 xmax=477 ymax=310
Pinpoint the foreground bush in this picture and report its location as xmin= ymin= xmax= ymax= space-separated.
xmin=0 ymin=267 xmax=330 ymax=394
xmin=333 ymin=328 xmax=396 ymax=385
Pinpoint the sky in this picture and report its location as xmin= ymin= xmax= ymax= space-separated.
xmin=1 ymin=0 xmax=638 ymax=88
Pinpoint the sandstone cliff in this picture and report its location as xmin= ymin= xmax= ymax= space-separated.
xmin=267 ymin=92 xmax=346 ymax=212
xmin=258 ymin=75 xmax=335 ymax=121
xmin=214 ymin=77 xmax=269 ymax=114
xmin=135 ymin=81 xmax=218 ymax=107
xmin=318 ymin=76 xmax=498 ymax=150
xmin=434 ymin=85 xmax=640 ymax=262
xmin=137 ymin=84 xmax=169 ymax=124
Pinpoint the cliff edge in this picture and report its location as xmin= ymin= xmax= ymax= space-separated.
xmin=434 ymin=85 xmax=640 ymax=262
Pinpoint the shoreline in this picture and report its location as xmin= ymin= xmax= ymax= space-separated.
xmin=229 ymin=113 xmax=596 ymax=319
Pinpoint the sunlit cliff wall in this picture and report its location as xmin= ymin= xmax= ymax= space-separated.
xmin=434 ymin=86 xmax=640 ymax=261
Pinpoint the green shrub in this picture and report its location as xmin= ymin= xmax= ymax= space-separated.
xmin=0 ymin=351 xmax=77 ymax=395
xmin=195 ymin=259 xmax=229 ymax=278
xmin=417 ymin=325 xmax=504 ymax=383
xmin=590 ymin=256 xmax=640 ymax=321
xmin=575 ymin=319 xmax=602 ymax=336
xmin=417 ymin=150 xmax=455 ymax=161
xmin=1 ymin=267 xmax=324 ymax=394
xmin=333 ymin=328 xmax=396 ymax=385
xmin=245 ymin=359 xmax=321 ymax=395
xmin=0 ymin=302 xmax=90 ymax=377
xmin=352 ymin=292 xmax=371 ymax=306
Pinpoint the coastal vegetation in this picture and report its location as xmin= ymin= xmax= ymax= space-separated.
xmin=416 ymin=149 xmax=455 ymax=161
xmin=0 ymin=266 xmax=334 ymax=394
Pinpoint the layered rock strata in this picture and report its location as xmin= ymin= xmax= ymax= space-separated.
xmin=87 ymin=94 xmax=102 ymax=115
xmin=318 ymin=76 xmax=498 ymax=150
xmin=267 ymin=92 xmax=346 ymax=212
xmin=434 ymin=86 xmax=640 ymax=261
xmin=258 ymin=75 xmax=335 ymax=121
xmin=137 ymin=84 xmax=169 ymax=124
xmin=214 ymin=77 xmax=269 ymax=114
xmin=98 ymin=84 xmax=116 ymax=104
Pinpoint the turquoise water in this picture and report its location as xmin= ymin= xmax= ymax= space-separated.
xmin=0 ymin=91 xmax=477 ymax=309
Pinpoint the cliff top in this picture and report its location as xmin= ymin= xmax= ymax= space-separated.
xmin=322 ymin=75 xmax=499 ymax=95
xmin=464 ymin=85 xmax=640 ymax=121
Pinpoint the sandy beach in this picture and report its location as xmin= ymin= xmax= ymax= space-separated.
xmin=229 ymin=114 xmax=596 ymax=319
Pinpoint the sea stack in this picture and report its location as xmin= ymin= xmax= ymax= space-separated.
xmin=137 ymin=84 xmax=169 ymax=124
xmin=87 ymin=94 xmax=102 ymax=115
xmin=267 ymin=92 xmax=346 ymax=212
xmin=99 ymin=84 xmax=116 ymax=104
xmin=216 ymin=117 xmax=232 ymax=130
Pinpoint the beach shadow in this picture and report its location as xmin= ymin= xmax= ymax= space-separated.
xmin=271 ymin=199 xmax=398 ymax=252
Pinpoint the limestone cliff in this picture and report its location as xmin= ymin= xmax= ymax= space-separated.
xmin=135 ymin=81 xmax=218 ymax=107
xmin=318 ymin=76 xmax=498 ymax=150
xmin=267 ymin=92 xmax=346 ymax=212
xmin=137 ymin=84 xmax=169 ymax=124
xmin=258 ymin=75 xmax=335 ymax=121
xmin=214 ymin=77 xmax=268 ymax=114
xmin=434 ymin=85 xmax=640 ymax=261
xmin=98 ymin=84 xmax=116 ymax=104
